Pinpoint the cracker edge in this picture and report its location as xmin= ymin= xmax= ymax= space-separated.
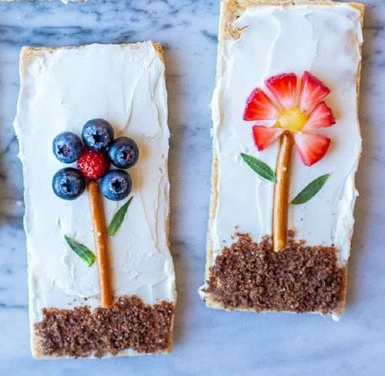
xmin=18 ymin=42 xmax=175 ymax=358
xmin=203 ymin=0 xmax=365 ymax=319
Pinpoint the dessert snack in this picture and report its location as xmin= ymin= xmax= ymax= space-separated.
xmin=14 ymin=42 xmax=176 ymax=358
xmin=201 ymin=0 xmax=364 ymax=320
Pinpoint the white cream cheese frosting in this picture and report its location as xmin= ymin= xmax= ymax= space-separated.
xmin=210 ymin=3 xmax=363 ymax=266
xmin=14 ymin=43 xmax=176 ymax=341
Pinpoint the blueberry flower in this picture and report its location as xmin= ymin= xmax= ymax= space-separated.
xmin=52 ymin=119 xmax=139 ymax=201
xmin=52 ymin=119 xmax=139 ymax=308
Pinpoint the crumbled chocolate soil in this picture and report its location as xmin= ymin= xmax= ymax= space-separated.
xmin=35 ymin=295 xmax=174 ymax=358
xmin=205 ymin=232 xmax=345 ymax=313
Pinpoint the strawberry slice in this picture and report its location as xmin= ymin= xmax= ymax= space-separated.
xmin=294 ymin=132 xmax=331 ymax=166
xmin=303 ymin=102 xmax=335 ymax=130
xmin=252 ymin=126 xmax=284 ymax=151
xmin=265 ymin=73 xmax=297 ymax=109
xmin=243 ymin=88 xmax=279 ymax=121
xmin=299 ymin=71 xmax=330 ymax=114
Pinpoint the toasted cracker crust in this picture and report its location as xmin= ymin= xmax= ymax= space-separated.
xmin=19 ymin=42 xmax=174 ymax=358
xmin=204 ymin=0 xmax=365 ymax=318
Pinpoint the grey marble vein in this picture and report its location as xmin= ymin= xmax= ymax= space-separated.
xmin=0 ymin=0 xmax=384 ymax=375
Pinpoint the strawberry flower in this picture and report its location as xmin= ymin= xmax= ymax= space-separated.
xmin=242 ymin=71 xmax=336 ymax=252
xmin=243 ymin=71 xmax=335 ymax=166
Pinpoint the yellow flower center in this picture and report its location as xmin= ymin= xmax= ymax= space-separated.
xmin=277 ymin=106 xmax=308 ymax=133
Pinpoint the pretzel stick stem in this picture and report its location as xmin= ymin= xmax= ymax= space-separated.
xmin=273 ymin=132 xmax=293 ymax=253
xmin=88 ymin=181 xmax=113 ymax=308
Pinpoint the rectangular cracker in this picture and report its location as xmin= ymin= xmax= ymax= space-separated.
xmin=14 ymin=42 xmax=176 ymax=358
xmin=201 ymin=0 xmax=364 ymax=320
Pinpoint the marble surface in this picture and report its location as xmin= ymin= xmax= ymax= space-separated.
xmin=0 ymin=0 xmax=384 ymax=375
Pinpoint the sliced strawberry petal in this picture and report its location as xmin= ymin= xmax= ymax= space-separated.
xmin=265 ymin=73 xmax=298 ymax=109
xmin=252 ymin=125 xmax=284 ymax=151
xmin=294 ymin=132 xmax=331 ymax=166
xmin=303 ymin=102 xmax=335 ymax=130
xmin=299 ymin=71 xmax=330 ymax=114
xmin=243 ymin=88 xmax=279 ymax=121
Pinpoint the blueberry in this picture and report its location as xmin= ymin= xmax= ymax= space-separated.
xmin=108 ymin=137 xmax=139 ymax=169
xmin=52 ymin=168 xmax=86 ymax=200
xmin=52 ymin=132 xmax=83 ymax=163
xmin=100 ymin=170 xmax=132 ymax=201
xmin=81 ymin=119 xmax=114 ymax=151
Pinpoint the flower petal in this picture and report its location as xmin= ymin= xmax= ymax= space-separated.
xmin=299 ymin=71 xmax=330 ymax=114
xmin=265 ymin=73 xmax=298 ymax=109
xmin=303 ymin=102 xmax=335 ymax=130
xmin=294 ymin=132 xmax=331 ymax=166
xmin=243 ymin=88 xmax=279 ymax=121
xmin=252 ymin=125 xmax=284 ymax=151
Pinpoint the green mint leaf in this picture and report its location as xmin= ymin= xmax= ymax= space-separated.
xmin=240 ymin=153 xmax=276 ymax=182
xmin=108 ymin=196 xmax=133 ymax=236
xmin=291 ymin=174 xmax=330 ymax=205
xmin=64 ymin=236 xmax=96 ymax=267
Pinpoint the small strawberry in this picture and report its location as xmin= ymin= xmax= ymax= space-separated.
xmin=299 ymin=71 xmax=330 ymax=114
xmin=294 ymin=132 xmax=331 ymax=166
xmin=77 ymin=148 xmax=110 ymax=180
xmin=252 ymin=126 xmax=284 ymax=151
xmin=304 ymin=102 xmax=335 ymax=130
xmin=265 ymin=73 xmax=297 ymax=109
xmin=243 ymin=88 xmax=279 ymax=121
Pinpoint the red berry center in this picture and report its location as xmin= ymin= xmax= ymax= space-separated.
xmin=77 ymin=149 xmax=110 ymax=180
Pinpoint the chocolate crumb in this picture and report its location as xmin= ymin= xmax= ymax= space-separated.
xmin=35 ymin=295 xmax=174 ymax=358
xmin=205 ymin=232 xmax=345 ymax=314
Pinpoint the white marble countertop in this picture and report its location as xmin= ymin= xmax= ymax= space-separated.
xmin=0 ymin=0 xmax=384 ymax=375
